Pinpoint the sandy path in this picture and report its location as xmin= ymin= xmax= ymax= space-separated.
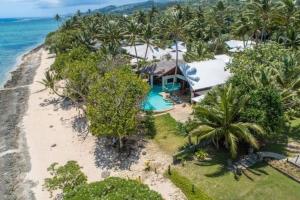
xmin=24 ymin=49 xmax=186 ymax=200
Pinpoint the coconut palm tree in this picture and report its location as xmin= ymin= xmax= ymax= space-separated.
xmin=246 ymin=0 xmax=275 ymax=42
xmin=163 ymin=6 xmax=186 ymax=84
xmin=275 ymin=0 xmax=300 ymax=28
xmin=125 ymin=19 xmax=141 ymax=66
xmin=141 ymin=23 xmax=155 ymax=60
xmin=279 ymin=28 xmax=300 ymax=49
xmin=233 ymin=15 xmax=253 ymax=47
xmin=97 ymin=20 xmax=123 ymax=48
xmin=54 ymin=14 xmax=61 ymax=27
xmin=190 ymin=84 xmax=265 ymax=158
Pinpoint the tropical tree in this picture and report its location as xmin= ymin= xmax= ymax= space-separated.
xmin=97 ymin=20 xmax=123 ymax=48
xmin=87 ymin=68 xmax=149 ymax=149
xmin=39 ymin=70 xmax=64 ymax=97
xmin=275 ymin=0 xmax=300 ymax=28
xmin=141 ymin=23 xmax=155 ymax=59
xmin=54 ymin=14 xmax=61 ymax=27
xmin=44 ymin=161 xmax=87 ymax=198
xmin=279 ymin=28 xmax=300 ymax=49
xmin=125 ymin=19 xmax=141 ymax=65
xmin=246 ymin=0 xmax=275 ymax=42
xmin=163 ymin=6 xmax=186 ymax=83
xmin=233 ymin=15 xmax=253 ymax=47
xmin=190 ymin=84 xmax=265 ymax=158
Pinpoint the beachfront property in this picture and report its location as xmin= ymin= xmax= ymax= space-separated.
xmin=123 ymin=42 xmax=234 ymax=111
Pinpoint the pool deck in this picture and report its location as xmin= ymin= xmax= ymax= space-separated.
xmin=154 ymin=103 xmax=193 ymax=123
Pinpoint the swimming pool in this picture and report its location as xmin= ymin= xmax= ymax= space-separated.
xmin=142 ymin=85 xmax=174 ymax=112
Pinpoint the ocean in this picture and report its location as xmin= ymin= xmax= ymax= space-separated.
xmin=0 ymin=18 xmax=57 ymax=87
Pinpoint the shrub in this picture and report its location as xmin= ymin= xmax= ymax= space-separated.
xmin=195 ymin=149 xmax=208 ymax=161
xmin=64 ymin=177 xmax=163 ymax=200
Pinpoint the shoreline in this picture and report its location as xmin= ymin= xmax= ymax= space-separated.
xmin=0 ymin=43 xmax=45 ymax=89
xmin=0 ymin=45 xmax=44 ymax=200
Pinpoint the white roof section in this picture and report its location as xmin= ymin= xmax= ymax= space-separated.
xmin=192 ymin=95 xmax=205 ymax=103
xmin=122 ymin=44 xmax=184 ymax=61
xmin=171 ymin=41 xmax=187 ymax=53
xmin=179 ymin=58 xmax=231 ymax=91
xmin=225 ymin=40 xmax=255 ymax=52
xmin=214 ymin=54 xmax=232 ymax=64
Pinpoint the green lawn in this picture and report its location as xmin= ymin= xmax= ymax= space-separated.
xmin=154 ymin=114 xmax=300 ymax=200
xmin=153 ymin=114 xmax=188 ymax=155
xmin=171 ymin=156 xmax=300 ymax=200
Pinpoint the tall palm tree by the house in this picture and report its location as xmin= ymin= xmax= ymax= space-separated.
xmin=233 ymin=15 xmax=252 ymax=48
xmin=125 ymin=20 xmax=141 ymax=67
xmin=190 ymin=84 xmax=265 ymax=158
xmin=164 ymin=6 xmax=186 ymax=85
xmin=141 ymin=23 xmax=155 ymax=60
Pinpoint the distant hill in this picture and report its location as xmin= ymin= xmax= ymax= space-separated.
xmin=92 ymin=0 xmax=180 ymax=15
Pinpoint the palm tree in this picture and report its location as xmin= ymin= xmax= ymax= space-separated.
xmin=279 ymin=28 xmax=300 ymax=49
xmin=233 ymin=15 xmax=252 ymax=47
xmin=275 ymin=0 xmax=300 ymax=28
xmin=246 ymin=0 xmax=275 ymax=42
xmin=39 ymin=71 xmax=64 ymax=97
xmin=273 ymin=55 xmax=300 ymax=109
xmin=97 ymin=20 xmax=123 ymax=49
xmin=141 ymin=23 xmax=155 ymax=60
xmin=190 ymin=84 xmax=265 ymax=158
xmin=125 ymin=19 xmax=141 ymax=66
xmin=54 ymin=14 xmax=61 ymax=27
xmin=163 ymin=6 xmax=186 ymax=84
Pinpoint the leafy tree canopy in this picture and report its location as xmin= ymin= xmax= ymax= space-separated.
xmin=87 ymin=67 xmax=149 ymax=148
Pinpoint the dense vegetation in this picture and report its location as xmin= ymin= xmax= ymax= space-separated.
xmin=155 ymin=114 xmax=300 ymax=200
xmin=44 ymin=161 xmax=163 ymax=200
xmin=44 ymin=0 xmax=300 ymax=167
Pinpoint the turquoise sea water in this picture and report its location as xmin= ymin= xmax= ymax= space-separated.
xmin=0 ymin=18 xmax=57 ymax=87
xmin=142 ymin=85 xmax=174 ymax=112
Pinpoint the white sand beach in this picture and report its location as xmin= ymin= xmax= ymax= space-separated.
xmin=23 ymin=48 xmax=186 ymax=200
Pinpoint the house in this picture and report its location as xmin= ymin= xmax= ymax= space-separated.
xmin=141 ymin=55 xmax=232 ymax=103
xmin=179 ymin=55 xmax=231 ymax=102
xmin=225 ymin=40 xmax=255 ymax=53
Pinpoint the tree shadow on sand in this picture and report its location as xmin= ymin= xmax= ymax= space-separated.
xmin=39 ymin=97 xmax=74 ymax=111
xmin=94 ymin=137 xmax=145 ymax=170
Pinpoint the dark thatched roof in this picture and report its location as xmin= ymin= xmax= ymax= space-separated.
xmin=140 ymin=59 xmax=185 ymax=77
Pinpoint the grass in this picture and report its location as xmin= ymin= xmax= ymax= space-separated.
xmin=153 ymin=114 xmax=188 ymax=155
xmin=173 ymin=156 xmax=300 ymax=200
xmin=165 ymin=170 xmax=212 ymax=200
xmin=154 ymin=114 xmax=300 ymax=200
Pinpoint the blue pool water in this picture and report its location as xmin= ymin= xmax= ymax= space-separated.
xmin=142 ymin=85 xmax=174 ymax=112
xmin=0 ymin=18 xmax=57 ymax=87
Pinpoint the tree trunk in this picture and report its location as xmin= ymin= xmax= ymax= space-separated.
xmin=118 ymin=136 xmax=124 ymax=151
xmin=173 ymin=40 xmax=178 ymax=85
xmin=144 ymin=42 xmax=149 ymax=60
xmin=134 ymin=41 xmax=139 ymax=69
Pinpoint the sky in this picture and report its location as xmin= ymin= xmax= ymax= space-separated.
xmin=0 ymin=0 xmax=150 ymax=18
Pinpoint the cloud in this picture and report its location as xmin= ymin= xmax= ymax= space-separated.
xmin=38 ymin=0 xmax=109 ymax=8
